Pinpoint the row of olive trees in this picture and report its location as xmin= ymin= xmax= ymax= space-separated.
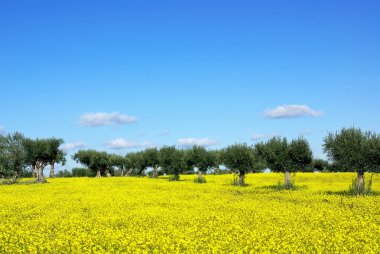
xmin=1 ymin=127 xmax=379 ymax=190
xmin=224 ymin=128 xmax=380 ymax=190
xmin=222 ymin=136 xmax=313 ymax=186
xmin=72 ymin=137 xmax=313 ymax=186
xmin=0 ymin=133 xmax=66 ymax=183
xmin=72 ymin=127 xmax=380 ymax=192
xmin=72 ymin=146 xmax=219 ymax=181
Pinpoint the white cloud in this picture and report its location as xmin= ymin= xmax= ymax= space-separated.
xmin=60 ymin=142 xmax=85 ymax=152
xmin=0 ymin=126 xmax=5 ymax=136
xmin=105 ymin=138 xmax=154 ymax=150
xmin=264 ymin=105 xmax=323 ymax=119
xmin=79 ymin=112 xmax=137 ymax=126
xmin=177 ymin=138 xmax=219 ymax=147
xmin=251 ymin=133 xmax=280 ymax=141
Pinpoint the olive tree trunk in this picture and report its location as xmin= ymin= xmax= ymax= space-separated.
xmin=198 ymin=171 xmax=203 ymax=180
xmin=285 ymin=171 xmax=291 ymax=185
xmin=11 ymin=171 xmax=18 ymax=184
xmin=152 ymin=167 xmax=158 ymax=178
xmin=125 ymin=168 xmax=133 ymax=177
xmin=357 ymin=171 xmax=365 ymax=190
xmin=36 ymin=164 xmax=46 ymax=183
xmin=49 ymin=163 xmax=55 ymax=178
xmin=239 ymin=172 xmax=245 ymax=186
xmin=105 ymin=169 xmax=111 ymax=177
xmin=96 ymin=170 xmax=101 ymax=177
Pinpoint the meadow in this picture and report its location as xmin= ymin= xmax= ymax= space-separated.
xmin=0 ymin=173 xmax=379 ymax=253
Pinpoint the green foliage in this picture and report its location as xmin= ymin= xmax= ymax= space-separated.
xmin=323 ymin=127 xmax=380 ymax=174
xmin=72 ymin=167 xmax=94 ymax=177
xmin=73 ymin=150 xmax=110 ymax=177
xmin=288 ymin=137 xmax=313 ymax=172
xmin=141 ymin=148 xmax=160 ymax=177
xmin=231 ymin=174 xmax=240 ymax=186
xmin=47 ymin=138 xmax=65 ymax=164
xmin=185 ymin=146 xmax=217 ymax=174
xmin=255 ymin=137 xmax=291 ymax=172
xmin=126 ymin=151 xmax=147 ymax=176
xmin=109 ymin=154 xmax=128 ymax=175
xmin=55 ymin=170 xmax=72 ymax=178
xmin=194 ymin=176 xmax=207 ymax=184
xmin=220 ymin=144 xmax=256 ymax=175
xmin=143 ymin=148 xmax=160 ymax=168
xmin=255 ymin=137 xmax=290 ymax=173
xmin=168 ymin=174 xmax=180 ymax=181
xmin=277 ymin=180 xmax=296 ymax=190
xmin=159 ymin=146 xmax=184 ymax=178
xmin=23 ymin=137 xmax=65 ymax=182
xmin=0 ymin=132 xmax=26 ymax=179
xmin=256 ymin=137 xmax=314 ymax=172
xmin=324 ymin=128 xmax=367 ymax=173
xmin=313 ymin=159 xmax=329 ymax=172
xmin=348 ymin=174 xmax=374 ymax=196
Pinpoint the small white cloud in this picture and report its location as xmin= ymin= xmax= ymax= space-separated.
xmin=60 ymin=142 xmax=85 ymax=152
xmin=264 ymin=105 xmax=323 ymax=119
xmin=106 ymin=138 xmax=154 ymax=150
xmin=251 ymin=133 xmax=280 ymax=141
xmin=79 ymin=112 xmax=137 ymax=126
xmin=177 ymin=138 xmax=218 ymax=147
xmin=0 ymin=126 xmax=5 ymax=136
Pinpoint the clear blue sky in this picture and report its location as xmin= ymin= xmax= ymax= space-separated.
xmin=0 ymin=0 xmax=379 ymax=169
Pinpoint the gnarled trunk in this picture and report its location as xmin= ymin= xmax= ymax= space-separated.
xmin=36 ymin=164 xmax=46 ymax=183
xmin=357 ymin=171 xmax=365 ymax=190
xmin=125 ymin=168 xmax=133 ymax=177
xmin=285 ymin=171 xmax=291 ymax=185
xmin=49 ymin=162 xmax=55 ymax=178
xmin=198 ymin=171 xmax=203 ymax=180
xmin=152 ymin=167 xmax=158 ymax=178
xmin=239 ymin=172 xmax=245 ymax=186
xmin=105 ymin=169 xmax=111 ymax=177
xmin=11 ymin=171 xmax=18 ymax=183
xmin=96 ymin=170 xmax=101 ymax=177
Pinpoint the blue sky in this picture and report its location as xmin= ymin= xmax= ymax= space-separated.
xmin=0 ymin=0 xmax=379 ymax=169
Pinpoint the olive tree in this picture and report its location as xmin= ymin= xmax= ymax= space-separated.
xmin=288 ymin=137 xmax=313 ymax=173
xmin=143 ymin=148 xmax=160 ymax=178
xmin=220 ymin=144 xmax=256 ymax=186
xmin=127 ymin=151 xmax=147 ymax=176
xmin=313 ymin=159 xmax=329 ymax=172
xmin=23 ymin=138 xmax=53 ymax=182
xmin=255 ymin=137 xmax=291 ymax=185
xmin=323 ymin=127 xmax=380 ymax=191
xmin=0 ymin=132 xmax=26 ymax=182
xmin=73 ymin=150 xmax=110 ymax=177
xmin=185 ymin=146 xmax=217 ymax=181
xmin=47 ymin=138 xmax=66 ymax=178
xmin=159 ymin=146 xmax=184 ymax=181
xmin=109 ymin=154 xmax=128 ymax=176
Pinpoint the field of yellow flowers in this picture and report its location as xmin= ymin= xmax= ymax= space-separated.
xmin=0 ymin=173 xmax=379 ymax=253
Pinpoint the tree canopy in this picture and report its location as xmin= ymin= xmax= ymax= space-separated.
xmin=73 ymin=150 xmax=110 ymax=177
xmin=220 ymin=144 xmax=256 ymax=185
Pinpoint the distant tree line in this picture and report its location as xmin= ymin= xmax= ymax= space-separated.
xmin=0 ymin=127 xmax=379 ymax=193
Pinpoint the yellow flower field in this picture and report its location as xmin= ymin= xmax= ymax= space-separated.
xmin=0 ymin=173 xmax=379 ymax=253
